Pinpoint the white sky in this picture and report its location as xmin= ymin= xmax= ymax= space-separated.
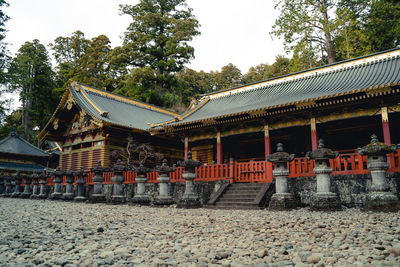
xmin=4 ymin=0 xmax=285 ymax=73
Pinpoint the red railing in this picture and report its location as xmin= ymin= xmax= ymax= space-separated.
xmin=41 ymin=149 xmax=400 ymax=185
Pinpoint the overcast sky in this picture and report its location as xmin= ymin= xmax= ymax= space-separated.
xmin=4 ymin=0 xmax=285 ymax=73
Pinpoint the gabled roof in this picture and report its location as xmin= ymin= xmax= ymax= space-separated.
xmin=39 ymin=82 xmax=179 ymax=139
xmin=153 ymin=48 xmax=400 ymax=130
xmin=0 ymin=131 xmax=48 ymax=157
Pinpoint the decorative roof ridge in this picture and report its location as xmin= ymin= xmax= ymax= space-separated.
xmin=76 ymin=82 xmax=179 ymax=117
xmin=202 ymin=48 xmax=400 ymax=101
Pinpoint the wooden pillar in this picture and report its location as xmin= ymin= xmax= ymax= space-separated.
xmin=381 ymin=107 xmax=391 ymax=145
xmin=184 ymin=137 xmax=189 ymax=160
xmin=310 ymin=117 xmax=318 ymax=150
xmin=264 ymin=124 xmax=271 ymax=159
xmin=217 ymin=132 xmax=223 ymax=164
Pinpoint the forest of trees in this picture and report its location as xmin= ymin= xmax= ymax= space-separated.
xmin=0 ymin=0 xmax=399 ymax=144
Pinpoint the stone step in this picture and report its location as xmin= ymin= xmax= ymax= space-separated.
xmin=223 ymin=189 xmax=261 ymax=194
xmin=205 ymin=205 xmax=261 ymax=210
xmin=215 ymin=201 xmax=259 ymax=207
xmin=219 ymin=195 xmax=255 ymax=201
xmin=218 ymin=198 xmax=254 ymax=203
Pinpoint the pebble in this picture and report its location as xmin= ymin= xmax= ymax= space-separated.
xmin=0 ymin=199 xmax=399 ymax=266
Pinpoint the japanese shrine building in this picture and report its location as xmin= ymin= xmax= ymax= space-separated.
xmin=0 ymin=130 xmax=49 ymax=175
xmin=38 ymin=82 xmax=183 ymax=171
xmin=151 ymin=48 xmax=400 ymax=164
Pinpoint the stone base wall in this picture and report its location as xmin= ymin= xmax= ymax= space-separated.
xmin=15 ymin=173 xmax=400 ymax=208
xmin=289 ymin=172 xmax=400 ymax=208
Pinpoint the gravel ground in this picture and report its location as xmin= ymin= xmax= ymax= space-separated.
xmin=0 ymin=198 xmax=399 ymax=267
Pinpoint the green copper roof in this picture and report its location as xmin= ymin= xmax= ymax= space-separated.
xmin=0 ymin=132 xmax=49 ymax=157
xmin=0 ymin=161 xmax=45 ymax=172
xmin=158 ymin=48 xmax=400 ymax=129
xmin=70 ymin=83 xmax=178 ymax=131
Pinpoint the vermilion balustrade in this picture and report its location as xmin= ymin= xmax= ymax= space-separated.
xmin=40 ymin=149 xmax=400 ymax=185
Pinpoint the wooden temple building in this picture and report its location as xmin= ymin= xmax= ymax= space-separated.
xmin=0 ymin=130 xmax=50 ymax=175
xmin=39 ymin=48 xmax=400 ymax=182
xmin=38 ymin=82 xmax=183 ymax=171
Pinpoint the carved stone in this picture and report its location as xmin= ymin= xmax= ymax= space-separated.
xmin=177 ymin=151 xmax=202 ymax=208
xmin=62 ymin=168 xmax=75 ymax=200
xmin=90 ymin=161 xmax=105 ymax=202
xmin=267 ymin=143 xmax=298 ymax=210
xmin=111 ymin=159 xmax=126 ymax=204
xmin=74 ymin=167 xmax=87 ymax=202
xmin=358 ymin=134 xmax=399 ymax=211
xmin=50 ymin=168 xmax=63 ymax=200
xmin=306 ymin=139 xmax=341 ymax=211
xmin=3 ymin=174 xmax=13 ymax=197
xmin=20 ymin=173 xmax=32 ymax=198
xmin=131 ymin=163 xmax=150 ymax=205
xmin=30 ymin=172 xmax=40 ymax=199
xmin=38 ymin=170 xmax=49 ymax=199
xmin=154 ymin=159 xmax=174 ymax=205
xmin=11 ymin=172 xmax=22 ymax=198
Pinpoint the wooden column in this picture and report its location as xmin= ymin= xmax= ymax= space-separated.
xmin=264 ymin=124 xmax=271 ymax=159
xmin=217 ymin=132 xmax=223 ymax=164
xmin=381 ymin=107 xmax=391 ymax=145
xmin=310 ymin=117 xmax=318 ymax=150
xmin=184 ymin=137 xmax=189 ymax=160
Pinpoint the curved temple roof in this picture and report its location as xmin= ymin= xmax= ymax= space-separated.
xmin=0 ymin=131 xmax=48 ymax=157
xmin=39 ymin=82 xmax=179 ymax=139
xmin=70 ymin=83 xmax=178 ymax=131
xmin=153 ymin=48 xmax=400 ymax=130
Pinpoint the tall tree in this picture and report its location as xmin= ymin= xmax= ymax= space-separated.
xmin=118 ymin=0 xmax=200 ymax=107
xmin=212 ymin=63 xmax=243 ymax=91
xmin=8 ymin=40 xmax=56 ymax=141
xmin=242 ymin=64 xmax=270 ymax=84
xmin=0 ymin=0 xmax=9 ymax=123
xmin=271 ymin=0 xmax=338 ymax=64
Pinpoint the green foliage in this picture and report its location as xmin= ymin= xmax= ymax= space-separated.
xmin=212 ymin=63 xmax=242 ymax=91
xmin=117 ymin=0 xmax=200 ymax=107
xmin=0 ymin=109 xmax=21 ymax=141
xmin=0 ymin=0 xmax=9 ymax=123
xmin=7 ymin=40 xmax=56 ymax=141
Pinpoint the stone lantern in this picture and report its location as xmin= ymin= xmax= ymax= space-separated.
xmin=358 ymin=134 xmax=399 ymax=211
xmin=11 ymin=172 xmax=22 ymax=198
xmin=131 ymin=163 xmax=150 ymax=205
xmin=267 ymin=143 xmax=297 ymax=210
xmin=20 ymin=172 xmax=32 ymax=198
xmin=154 ymin=159 xmax=174 ymax=205
xmin=91 ymin=160 xmax=105 ymax=202
xmin=3 ymin=173 xmax=13 ymax=197
xmin=111 ymin=159 xmax=126 ymax=204
xmin=62 ymin=168 xmax=75 ymax=200
xmin=74 ymin=167 xmax=87 ymax=202
xmin=38 ymin=170 xmax=49 ymax=199
xmin=30 ymin=172 xmax=40 ymax=199
xmin=306 ymin=139 xmax=341 ymax=210
xmin=177 ymin=151 xmax=202 ymax=208
xmin=0 ymin=172 xmax=5 ymax=196
xmin=51 ymin=168 xmax=63 ymax=200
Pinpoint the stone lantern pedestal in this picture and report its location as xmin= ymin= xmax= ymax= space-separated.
xmin=51 ymin=168 xmax=63 ymax=200
xmin=30 ymin=172 xmax=40 ymax=199
xmin=306 ymin=139 xmax=341 ymax=211
xmin=11 ymin=173 xmax=22 ymax=198
xmin=358 ymin=135 xmax=399 ymax=211
xmin=20 ymin=173 xmax=32 ymax=198
xmin=154 ymin=159 xmax=174 ymax=205
xmin=90 ymin=161 xmax=105 ymax=203
xmin=2 ymin=175 xmax=12 ymax=197
xmin=111 ymin=160 xmax=126 ymax=204
xmin=0 ymin=172 xmax=5 ymax=196
xmin=177 ymin=151 xmax=202 ymax=208
xmin=38 ymin=171 xmax=49 ymax=199
xmin=62 ymin=168 xmax=75 ymax=200
xmin=267 ymin=143 xmax=298 ymax=210
xmin=74 ymin=168 xmax=87 ymax=202
xmin=131 ymin=163 xmax=150 ymax=205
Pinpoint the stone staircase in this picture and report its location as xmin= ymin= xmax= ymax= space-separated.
xmin=206 ymin=183 xmax=274 ymax=210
